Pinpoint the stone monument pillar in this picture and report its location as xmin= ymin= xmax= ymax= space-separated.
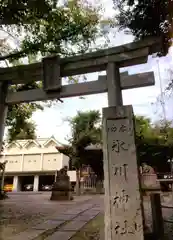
xmin=102 ymin=105 xmax=144 ymax=240
xmin=50 ymin=166 xmax=73 ymax=201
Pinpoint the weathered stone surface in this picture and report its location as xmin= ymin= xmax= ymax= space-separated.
xmin=42 ymin=55 xmax=61 ymax=92
xmin=141 ymin=173 xmax=160 ymax=190
xmin=78 ymin=211 xmax=100 ymax=218
xmin=87 ymin=209 xmax=100 ymax=215
xmin=46 ymin=231 xmax=75 ymax=240
xmin=74 ymin=214 xmax=97 ymax=222
xmin=50 ymin=166 xmax=73 ymax=201
xmin=60 ymin=220 xmax=87 ymax=231
xmin=0 ymin=193 xmax=101 ymax=240
xmin=62 ymin=203 xmax=93 ymax=215
xmin=6 ymin=229 xmax=44 ymax=240
xmin=49 ymin=214 xmax=75 ymax=221
xmin=32 ymin=220 xmax=64 ymax=230
xmin=50 ymin=190 xmax=72 ymax=201
xmin=63 ymin=208 xmax=85 ymax=215
xmin=102 ymin=106 xmax=144 ymax=240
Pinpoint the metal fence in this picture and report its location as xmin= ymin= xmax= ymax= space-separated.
xmin=80 ymin=176 xmax=104 ymax=194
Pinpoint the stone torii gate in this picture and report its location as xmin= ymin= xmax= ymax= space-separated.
xmin=0 ymin=37 xmax=161 ymax=239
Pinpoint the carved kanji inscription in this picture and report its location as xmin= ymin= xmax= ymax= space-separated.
xmin=113 ymin=164 xmax=128 ymax=181
xmin=103 ymin=106 xmax=144 ymax=240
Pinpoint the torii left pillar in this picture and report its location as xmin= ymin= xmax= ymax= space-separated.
xmin=0 ymin=82 xmax=8 ymax=152
xmin=0 ymin=82 xmax=8 ymax=194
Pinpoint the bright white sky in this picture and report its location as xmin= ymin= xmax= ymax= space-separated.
xmin=3 ymin=0 xmax=173 ymax=143
xmin=32 ymin=0 xmax=173 ymax=144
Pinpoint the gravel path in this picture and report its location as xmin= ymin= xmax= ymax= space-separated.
xmin=0 ymin=192 xmax=94 ymax=239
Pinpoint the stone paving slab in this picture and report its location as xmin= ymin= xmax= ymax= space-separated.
xmin=60 ymin=220 xmax=87 ymax=231
xmin=72 ymin=208 xmax=100 ymax=221
xmin=49 ymin=214 xmax=75 ymax=221
xmin=32 ymin=220 xmax=64 ymax=230
xmin=92 ymin=206 xmax=101 ymax=209
xmin=7 ymin=206 xmax=100 ymax=240
xmin=74 ymin=213 xmax=98 ymax=222
xmin=46 ymin=231 xmax=76 ymax=240
xmin=6 ymin=229 xmax=44 ymax=240
xmin=1 ymin=193 xmax=103 ymax=240
xmin=63 ymin=204 xmax=94 ymax=215
xmin=44 ymin=206 xmax=101 ymax=239
xmin=62 ymin=208 xmax=87 ymax=215
xmin=7 ymin=199 xmax=100 ymax=240
xmin=62 ymin=209 xmax=85 ymax=215
xmin=80 ymin=211 xmax=100 ymax=217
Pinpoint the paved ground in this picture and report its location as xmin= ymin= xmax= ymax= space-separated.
xmin=0 ymin=192 xmax=103 ymax=240
xmin=143 ymin=193 xmax=173 ymax=240
xmin=1 ymin=192 xmax=173 ymax=240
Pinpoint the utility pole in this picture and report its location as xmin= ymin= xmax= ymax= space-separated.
xmin=157 ymin=59 xmax=166 ymax=122
xmin=157 ymin=58 xmax=168 ymax=142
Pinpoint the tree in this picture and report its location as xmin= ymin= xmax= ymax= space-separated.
xmin=0 ymin=0 xmax=107 ymax=61
xmin=58 ymin=112 xmax=173 ymax=194
xmin=0 ymin=0 xmax=109 ymax=142
xmin=2 ymin=55 xmax=43 ymax=142
xmin=135 ymin=116 xmax=153 ymax=139
xmin=7 ymin=121 xmax=36 ymax=142
xmin=0 ymin=0 xmax=55 ymax=25
xmin=114 ymin=0 xmax=172 ymax=55
xmin=135 ymin=116 xmax=173 ymax=173
xmin=151 ymin=120 xmax=173 ymax=145
xmin=57 ymin=110 xmax=101 ymax=195
xmin=135 ymin=115 xmax=173 ymax=145
xmin=6 ymin=82 xmax=43 ymax=142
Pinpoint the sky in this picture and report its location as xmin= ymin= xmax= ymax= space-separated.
xmin=2 ymin=0 xmax=173 ymax=144
xmin=32 ymin=0 xmax=173 ymax=144
xmin=32 ymin=50 xmax=173 ymax=144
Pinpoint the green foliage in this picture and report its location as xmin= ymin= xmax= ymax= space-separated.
xmin=0 ymin=0 xmax=56 ymax=25
xmin=70 ymin=111 xmax=101 ymax=149
xmin=4 ymin=56 xmax=43 ymax=142
xmin=59 ymin=111 xmax=173 ymax=177
xmin=135 ymin=116 xmax=173 ymax=145
xmin=0 ymin=1 xmax=108 ymax=141
xmin=114 ymin=0 xmax=172 ymax=55
xmin=58 ymin=110 xmax=101 ymax=169
xmin=151 ymin=120 xmax=173 ymax=145
xmin=135 ymin=116 xmax=173 ymax=172
xmin=7 ymin=121 xmax=36 ymax=142
xmin=135 ymin=116 xmax=152 ymax=139
xmin=20 ymin=1 xmax=100 ymax=57
xmin=0 ymin=0 xmax=106 ymax=61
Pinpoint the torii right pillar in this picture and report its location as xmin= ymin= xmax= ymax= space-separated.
xmin=103 ymin=63 xmax=144 ymax=240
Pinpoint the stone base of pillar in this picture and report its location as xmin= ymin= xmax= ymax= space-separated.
xmin=50 ymin=167 xmax=73 ymax=201
xmin=50 ymin=190 xmax=73 ymax=201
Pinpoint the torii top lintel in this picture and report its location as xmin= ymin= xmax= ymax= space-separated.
xmin=0 ymin=37 xmax=161 ymax=85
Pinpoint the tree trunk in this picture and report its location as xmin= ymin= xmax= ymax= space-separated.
xmin=75 ymin=169 xmax=81 ymax=196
